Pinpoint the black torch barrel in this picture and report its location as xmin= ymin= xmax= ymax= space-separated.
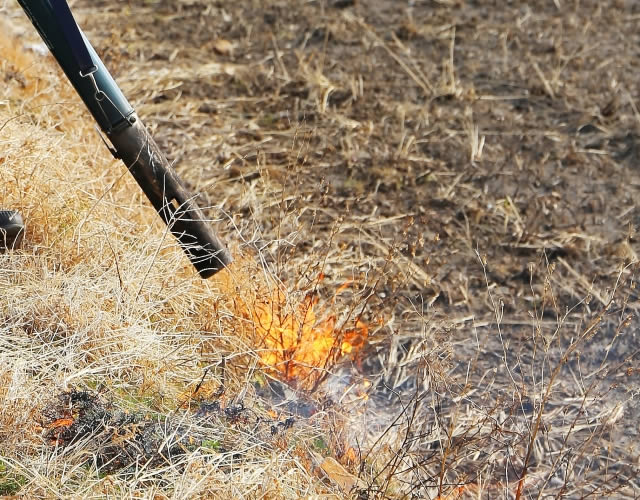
xmin=107 ymin=116 xmax=232 ymax=278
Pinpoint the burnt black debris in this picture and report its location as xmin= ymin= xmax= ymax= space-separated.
xmin=271 ymin=416 xmax=295 ymax=436
xmin=41 ymin=389 xmax=296 ymax=474
xmin=42 ymin=391 xmax=198 ymax=473
xmin=195 ymin=401 xmax=248 ymax=424
xmin=253 ymin=376 xmax=326 ymax=417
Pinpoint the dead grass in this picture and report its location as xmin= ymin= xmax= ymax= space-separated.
xmin=2 ymin=0 xmax=640 ymax=498
xmin=0 ymin=15 xmax=340 ymax=498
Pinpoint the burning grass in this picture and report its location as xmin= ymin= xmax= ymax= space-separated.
xmin=246 ymin=281 xmax=368 ymax=388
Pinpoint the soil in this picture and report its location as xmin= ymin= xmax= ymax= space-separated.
xmin=70 ymin=0 xmax=640 ymax=311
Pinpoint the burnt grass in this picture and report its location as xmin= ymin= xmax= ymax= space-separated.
xmin=65 ymin=0 xmax=640 ymax=496
xmin=41 ymin=389 xmax=289 ymax=475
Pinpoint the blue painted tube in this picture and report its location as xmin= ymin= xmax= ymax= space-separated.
xmin=17 ymin=0 xmax=134 ymax=133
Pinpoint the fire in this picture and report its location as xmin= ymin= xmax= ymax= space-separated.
xmin=249 ymin=288 xmax=367 ymax=386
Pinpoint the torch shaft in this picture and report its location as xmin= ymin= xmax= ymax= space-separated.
xmin=17 ymin=0 xmax=232 ymax=277
xmin=107 ymin=116 xmax=232 ymax=277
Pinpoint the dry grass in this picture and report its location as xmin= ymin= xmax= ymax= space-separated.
xmin=2 ymin=0 xmax=640 ymax=498
xmin=0 ymin=15 xmax=338 ymax=499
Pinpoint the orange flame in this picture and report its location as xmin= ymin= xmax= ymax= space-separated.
xmin=249 ymin=288 xmax=367 ymax=386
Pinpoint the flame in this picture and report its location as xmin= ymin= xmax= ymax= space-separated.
xmin=249 ymin=287 xmax=367 ymax=386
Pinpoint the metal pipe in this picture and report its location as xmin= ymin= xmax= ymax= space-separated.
xmin=17 ymin=0 xmax=134 ymax=132
xmin=107 ymin=115 xmax=232 ymax=277
xmin=17 ymin=0 xmax=232 ymax=277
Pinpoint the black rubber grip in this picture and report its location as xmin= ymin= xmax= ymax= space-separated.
xmin=0 ymin=210 xmax=25 ymax=249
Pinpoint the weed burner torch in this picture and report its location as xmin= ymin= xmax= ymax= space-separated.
xmin=17 ymin=0 xmax=232 ymax=278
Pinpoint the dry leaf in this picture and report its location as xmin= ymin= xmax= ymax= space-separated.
xmin=320 ymin=456 xmax=366 ymax=493
xmin=213 ymin=39 xmax=233 ymax=56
